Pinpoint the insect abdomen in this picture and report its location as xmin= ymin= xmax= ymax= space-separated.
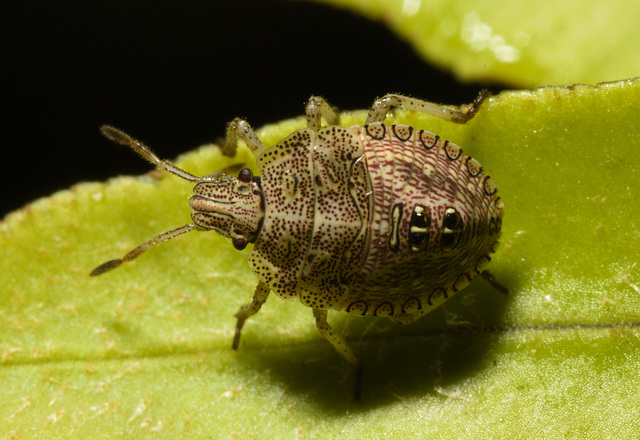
xmin=341 ymin=123 xmax=503 ymax=318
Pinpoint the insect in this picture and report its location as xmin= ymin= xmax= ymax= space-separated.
xmin=91 ymin=92 xmax=505 ymax=400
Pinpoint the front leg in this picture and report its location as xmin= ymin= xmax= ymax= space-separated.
xmin=313 ymin=309 xmax=363 ymax=401
xmin=365 ymin=90 xmax=490 ymax=125
xmin=221 ymin=118 xmax=266 ymax=158
xmin=233 ymin=281 xmax=270 ymax=350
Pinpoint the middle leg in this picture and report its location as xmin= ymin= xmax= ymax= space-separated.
xmin=233 ymin=281 xmax=271 ymax=350
xmin=313 ymin=308 xmax=363 ymax=401
xmin=305 ymin=96 xmax=340 ymax=132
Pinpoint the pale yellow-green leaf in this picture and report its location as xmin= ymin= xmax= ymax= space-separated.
xmin=1 ymin=78 xmax=639 ymax=438
xmin=307 ymin=0 xmax=640 ymax=86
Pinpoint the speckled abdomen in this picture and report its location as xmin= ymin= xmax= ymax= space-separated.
xmin=338 ymin=123 xmax=503 ymax=319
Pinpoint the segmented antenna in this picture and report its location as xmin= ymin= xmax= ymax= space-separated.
xmin=90 ymin=126 xmax=206 ymax=276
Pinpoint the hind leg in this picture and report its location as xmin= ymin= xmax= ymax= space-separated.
xmin=365 ymin=90 xmax=490 ymax=125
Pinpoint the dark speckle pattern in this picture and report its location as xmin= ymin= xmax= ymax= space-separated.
xmin=245 ymin=120 xmax=502 ymax=321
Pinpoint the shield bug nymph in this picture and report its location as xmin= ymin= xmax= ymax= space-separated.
xmin=91 ymin=92 xmax=507 ymax=400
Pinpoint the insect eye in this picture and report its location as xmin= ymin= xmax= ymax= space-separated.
xmin=232 ymin=237 xmax=248 ymax=250
xmin=238 ymin=168 xmax=253 ymax=182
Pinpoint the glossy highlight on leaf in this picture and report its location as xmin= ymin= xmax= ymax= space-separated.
xmin=310 ymin=0 xmax=640 ymax=86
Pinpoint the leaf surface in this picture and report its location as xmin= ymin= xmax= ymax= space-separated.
xmin=1 ymin=79 xmax=639 ymax=438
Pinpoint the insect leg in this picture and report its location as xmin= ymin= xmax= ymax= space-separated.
xmin=305 ymin=96 xmax=340 ymax=132
xmin=221 ymin=118 xmax=266 ymax=158
xmin=365 ymin=90 xmax=490 ymax=125
xmin=232 ymin=281 xmax=271 ymax=350
xmin=313 ymin=309 xmax=363 ymax=401
xmin=480 ymin=270 xmax=512 ymax=295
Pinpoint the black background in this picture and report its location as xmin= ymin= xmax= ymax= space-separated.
xmin=2 ymin=0 xmax=491 ymax=217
